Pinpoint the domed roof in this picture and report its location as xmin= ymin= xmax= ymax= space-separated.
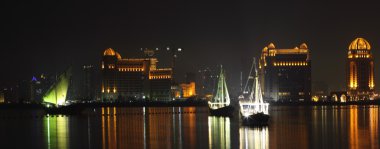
xmin=262 ymin=47 xmax=268 ymax=52
xmin=300 ymin=43 xmax=308 ymax=49
xmin=115 ymin=52 xmax=122 ymax=59
xmin=103 ymin=48 xmax=116 ymax=56
xmin=349 ymin=38 xmax=371 ymax=50
xmin=268 ymin=43 xmax=276 ymax=49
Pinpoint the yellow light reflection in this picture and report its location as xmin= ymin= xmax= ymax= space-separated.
xmin=44 ymin=116 xmax=69 ymax=149
xmin=239 ymin=127 xmax=269 ymax=149
xmin=349 ymin=106 xmax=358 ymax=149
xmin=208 ymin=116 xmax=231 ymax=149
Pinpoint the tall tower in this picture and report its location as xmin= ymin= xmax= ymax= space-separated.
xmin=347 ymin=38 xmax=375 ymax=100
xmin=101 ymin=48 xmax=118 ymax=100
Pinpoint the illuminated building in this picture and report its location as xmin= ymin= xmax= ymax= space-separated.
xmin=101 ymin=48 xmax=172 ymax=101
xmin=30 ymin=76 xmax=47 ymax=103
xmin=347 ymin=38 xmax=375 ymax=100
xmin=330 ymin=91 xmax=347 ymax=102
xmin=259 ymin=43 xmax=311 ymax=102
xmin=149 ymin=69 xmax=172 ymax=100
xmin=312 ymin=81 xmax=329 ymax=102
xmin=176 ymin=72 xmax=197 ymax=98
xmin=180 ymin=82 xmax=196 ymax=98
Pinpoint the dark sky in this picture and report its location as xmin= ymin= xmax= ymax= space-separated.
xmin=2 ymin=0 xmax=380 ymax=93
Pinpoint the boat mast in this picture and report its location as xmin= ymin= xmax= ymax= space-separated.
xmin=55 ymin=73 xmax=57 ymax=105
xmin=224 ymin=71 xmax=230 ymax=105
xmin=212 ymin=65 xmax=231 ymax=106
xmin=244 ymin=59 xmax=255 ymax=95
xmin=253 ymin=58 xmax=263 ymax=103
xmin=221 ymin=65 xmax=224 ymax=104
xmin=249 ymin=58 xmax=257 ymax=102
xmin=213 ymin=65 xmax=222 ymax=103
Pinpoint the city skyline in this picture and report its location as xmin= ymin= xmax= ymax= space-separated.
xmin=3 ymin=1 xmax=380 ymax=92
xmin=1 ymin=1 xmax=380 ymax=148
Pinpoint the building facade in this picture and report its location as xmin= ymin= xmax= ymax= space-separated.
xmin=346 ymin=38 xmax=375 ymax=100
xmin=101 ymin=48 xmax=172 ymax=101
xmin=82 ymin=65 xmax=96 ymax=100
xmin=180 ymin=82 xmax=196 ymax=98
xmin=197 ymin=67 xmax=217 ymax=100
xmin=259 ymin=43 xmax=311 ymax=102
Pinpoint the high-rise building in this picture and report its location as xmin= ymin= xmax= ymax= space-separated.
xmin=82 ymin=65 xmax=96 ymax=100
xmin=346 ymin=38 xmax=375 ymax=100
xmin=101 ymin=48 xmax=172 ymax=101
xmin=198 ymin=67 xmax=217 ymax=99
xmin=259 ymin=43 xmax=311 ymax=102
xmin=30 ymin=76 xmax=43 ymax=103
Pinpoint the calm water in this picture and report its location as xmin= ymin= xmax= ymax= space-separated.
xmin=0 ymin=105 xmax=379 ymax=149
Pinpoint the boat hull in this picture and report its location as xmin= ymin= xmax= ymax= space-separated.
xmin=209 ymin=105 xmax=234 ymax=117
xmin=241 ymin=112 xmax=270 ymax=126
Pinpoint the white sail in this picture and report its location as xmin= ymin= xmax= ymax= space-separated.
xmin=209 ymin=65 xmax=230 ymax=109
xmin=224 ymin=75 xmax=230 ymax=105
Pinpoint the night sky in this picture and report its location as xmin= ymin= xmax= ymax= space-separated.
xmin=2 ymin=0 xmax=380 ymax=93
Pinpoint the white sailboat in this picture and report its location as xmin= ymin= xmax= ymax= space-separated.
xmin=239 ymin=58 xmax=269 ymax=125
xmin=208 ymin=65 xmax=234 ymax=116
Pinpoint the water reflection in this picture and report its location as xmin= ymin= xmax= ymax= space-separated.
xmin=306 ymin=105 xmax=379 ymax=149
xmin=239 ymin=127 xmax=268 ymax=149
xmin=100 ymin=107 xmax=207 ymax=149
xmin=208 ymin=116 xmax=231 ymax=149
xmin=0 ymin=106 xmax=379 ymax=148
xmin=44 ymin=116 xmax=69 ymax=149
xmin=269 ymin=106 xmax=309 ymax=148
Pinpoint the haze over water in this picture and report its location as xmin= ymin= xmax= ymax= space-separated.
xmin=0 ymin=106 xmax=378 ymax=149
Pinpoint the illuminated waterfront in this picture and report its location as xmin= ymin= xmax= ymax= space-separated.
xmin=0 ymin=106 xmax=379 ymax=149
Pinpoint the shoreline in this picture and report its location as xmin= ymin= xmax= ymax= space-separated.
xmin=0 ymin=100 xmax=379 ymax=115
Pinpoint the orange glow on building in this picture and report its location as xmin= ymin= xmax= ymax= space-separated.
xmin=347 ymin=38 xmax=375 ymax=100
xmin=369 ymin=61 xmax=374 ymax=89
xmin=180 ymin=82 xmax=196 ymax=98
xmin=259 ymin=43 xmax=311 ymax=102
xmin=273 ymin=61 xmax=308 ymax=66
xmin=349 ymin=61 xmax=357 ymax=89
xmin=101 ymin=48 xmax=172 ymax=100
xmin=149 ymin=69 xmax=172 ymax=80
xmin=104 ymin=48 xmax=116 ymax=56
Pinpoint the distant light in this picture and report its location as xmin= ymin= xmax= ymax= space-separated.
xmin=155 ymin=48 xmax=159 ymax=51
xmin=178 ymin=48 xmax=182 ymax=52
xmin=32 ymin=76 xmax=38 ymax=82
xmin=167 ymin=47 xmax=170 ymax=50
